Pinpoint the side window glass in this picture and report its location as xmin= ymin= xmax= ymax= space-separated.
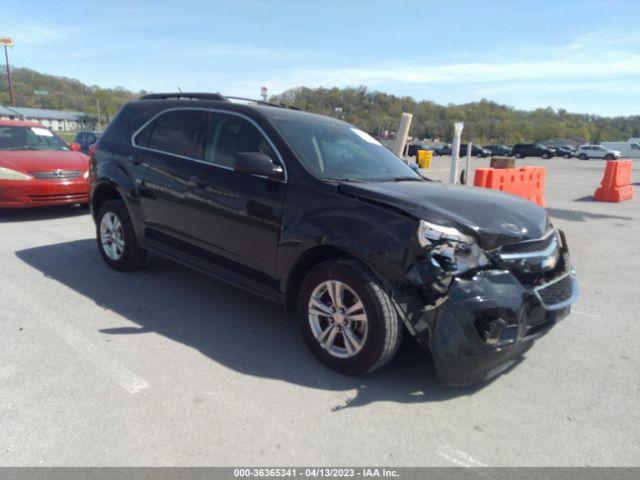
xmin=136 ymin=110 xmax=207 ymax=159
xmin=135 ymin=123 xmax=152 ymax=147
xmin=204 ymin=113 xmax=277 ymax=168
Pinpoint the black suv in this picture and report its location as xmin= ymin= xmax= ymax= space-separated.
xmin=511 ymin=143 xmax=555 ymax=159
xmin=458 ymin=144 xmax=491 ymax=158
xmin=89 ymin=93 xmax=578 ymax=385
xmin=484 ymin=144 xmax=512 ymax=156
xmin=433 ymin=144 xmax=451 ymax=156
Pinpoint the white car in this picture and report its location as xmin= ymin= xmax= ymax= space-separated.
xmin=575 ymin=145 xmax=622 ymax=160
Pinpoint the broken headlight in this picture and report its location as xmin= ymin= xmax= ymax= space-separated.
xmin=418 ymin=219 xmax=474 ymax=246
xmin=417 ymin=220 xmax=489 ymax=274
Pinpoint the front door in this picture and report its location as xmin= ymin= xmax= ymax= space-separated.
xmin=183 ymin=111 xmax=286 ymax=286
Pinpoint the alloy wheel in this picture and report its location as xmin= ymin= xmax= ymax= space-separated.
xmin=307 ymin=280 xmax=368 ymax=359
xmin=100 ymin=212 xmax=125 ymax=260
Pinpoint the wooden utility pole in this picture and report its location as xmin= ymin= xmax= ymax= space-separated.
xmin=2 ymin=38 xmax=15 ymax=106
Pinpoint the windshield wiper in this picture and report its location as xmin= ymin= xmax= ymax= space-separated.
xmin=384 ymin=176 xmax=424 ymax=182
xmin=324 ymin=178 xmax=369 ymax=183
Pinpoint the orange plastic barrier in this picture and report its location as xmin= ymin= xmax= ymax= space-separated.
xmin=473 ymin=166 xmax=546 ymax=207
xmin=594 ymin=159 xmax=635 ymax=202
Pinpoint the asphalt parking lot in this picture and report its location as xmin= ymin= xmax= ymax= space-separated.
xmin=1 ymin=156 xmax=638 ymax=467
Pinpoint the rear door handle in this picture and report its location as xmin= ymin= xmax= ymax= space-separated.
xmin=189 ymin=175 xmax=208 ymax=188
xmin=128 ymin=155 xmax=141 ymax=166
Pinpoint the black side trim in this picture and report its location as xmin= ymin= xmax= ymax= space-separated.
xmin=144 ymin=227 xmax=280 ymax=297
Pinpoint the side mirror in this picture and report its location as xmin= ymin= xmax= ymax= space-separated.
xmin=70 ymin=142 xmax=81 ymax=152
xmin=234 ymin=152 xmax=283 ymax=179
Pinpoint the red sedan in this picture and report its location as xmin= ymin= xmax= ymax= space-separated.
xmin=0 ymin=120 xmax=90 ymax=208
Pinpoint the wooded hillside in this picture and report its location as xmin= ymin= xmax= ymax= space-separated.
xmin=0 ymin=67 xmax=145 ymax=121
xmin=272 ymin=86 xmax=640 ymax=144
xmin=2 ymin=67 xmax=638 ymax=143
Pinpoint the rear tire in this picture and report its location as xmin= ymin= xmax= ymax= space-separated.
xmin=96 ymin=199 xmax=146 ymax=271
xmin=297 ymin=259 xmax=402 ymax=375
xmin=515 ymin=153 xmax=523 ymax=159
xmin=578 ymin=153 xmax=588 ymax=160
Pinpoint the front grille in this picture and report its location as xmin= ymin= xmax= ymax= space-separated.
xmin=29 ymin=170 xmax=81 ymax=180
xmin=534 ymin=274 xmax=574 ymax=309
xmin=501 ymin=230 xmax=556 ymax=254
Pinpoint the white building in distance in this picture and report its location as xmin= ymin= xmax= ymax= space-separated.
xmin=0 ymin=106 xmax=96 ymax=131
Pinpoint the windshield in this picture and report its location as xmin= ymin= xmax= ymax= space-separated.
xmin=0 ymin=126 xmax=70 ymax=151
xmin=270 ymin=115 xmax=420 ymax=182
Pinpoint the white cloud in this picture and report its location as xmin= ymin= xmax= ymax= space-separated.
xmin=3 ymin=25 xmax=62 ymax=45
xmin=235 ymin=28 xmax=640 ymax=112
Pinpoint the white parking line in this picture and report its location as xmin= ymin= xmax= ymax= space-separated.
xmin=436 ymin=444 xmax=488 ymax=467
xmin=574 ymin=310 xmax=602 ymax=319
xmin=0 ymin=281 xmax=150 ymax=394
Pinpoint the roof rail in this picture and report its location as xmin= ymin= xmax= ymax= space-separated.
xmin=139 ymin=92 xmax=301 ymax=111
xmin=225 ymin=96 xmax=300 ymax=110
xmin=140 ymin=92 xmax=227 ymax=101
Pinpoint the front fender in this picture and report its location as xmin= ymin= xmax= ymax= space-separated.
xmin=277 ymin=183 xmax=419 ymax=294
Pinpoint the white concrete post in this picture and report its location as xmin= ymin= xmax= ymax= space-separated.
xmin=465 ymin=142 xmax=472 ymax=185
xmin=450 ymin=122 xmax=464 ymax=183
xmin=393 ymin=113 xmax=413 ymax=159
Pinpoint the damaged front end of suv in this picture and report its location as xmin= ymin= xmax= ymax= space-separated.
xmin=395 ymin=215 xmax=578 ymax=386
xmin=334 ymin=179 xmax=579 ymax=386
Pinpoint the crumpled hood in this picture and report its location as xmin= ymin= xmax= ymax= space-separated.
xmin=0 ymin=150 xmax=89 ymax=173
xmin=338 ymin=180 xmax=549 ymax=250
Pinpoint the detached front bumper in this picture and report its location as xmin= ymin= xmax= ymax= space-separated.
xmin=426 ymin=268 xmax=577 ymax=386
xmin=0 ymin=178 xmax=89 ymax=208
xmin=397 ymin=232 xmax=578 ymax=386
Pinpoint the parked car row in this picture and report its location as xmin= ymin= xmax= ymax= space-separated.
xmin=418 ymin=142 xmax=624 ymax=160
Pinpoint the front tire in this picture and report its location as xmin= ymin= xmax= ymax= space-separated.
xmin=605 ymin=154 xmax=614 ymax=160
xmin=297 ymin=259 xmax=403 ymax=375
xmin=96 ymin=199 xmax=146 ymax=271
xmin=578 ymin=153 xmax=588 ymax=160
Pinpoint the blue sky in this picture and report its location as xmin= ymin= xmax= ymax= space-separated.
xmin=2 ymin=0 xmax=640 ymax=116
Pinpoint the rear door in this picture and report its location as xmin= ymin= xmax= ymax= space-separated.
xmin=593 ymin=146 xmax=606 ymax=158
xmin=182 ymin=110 xmax=286 ymax=285
xmin=131 ymin=108 xmax=208 ymax=241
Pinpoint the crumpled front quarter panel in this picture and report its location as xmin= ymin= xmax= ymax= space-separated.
xmin=278 ymin=183 xmax=418 ymax=290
